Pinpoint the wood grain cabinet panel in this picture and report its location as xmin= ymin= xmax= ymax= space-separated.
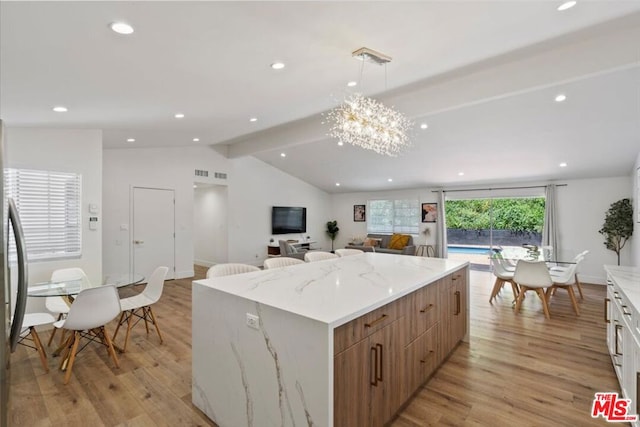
xmin=334 ymin=319 xmax=404 ymax=427
xmin=406 ymin=280 xmax=440 ymax=343
xmin=334 ymin=299 xmax=400 ymax=355
xmin=334 ymin=266 xmax=468 ymax=426
xmin=403 ymin=322 xmax=440 ymax=399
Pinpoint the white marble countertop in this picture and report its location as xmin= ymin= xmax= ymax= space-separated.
xmin=194 ymin=253 xmax=468 ymax=327
xmin=605 ymin=264 xmax=640 ymax=310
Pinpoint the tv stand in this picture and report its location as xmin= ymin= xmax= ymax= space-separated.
xmin=267 ymin=240 xmax=317 ymax=256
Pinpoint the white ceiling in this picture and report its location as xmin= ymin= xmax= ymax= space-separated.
xmin=1 ymin=1 xmax=639 ymax=193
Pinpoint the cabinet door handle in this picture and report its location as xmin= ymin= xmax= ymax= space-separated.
xmin=454 ymin=291 xmax=461 ymax=315
xmin=452 ymin=274 xmax=461 ymax=281
xmin=622 ymin=306 xmax=631 ymax=316
xmin=420 ymin=303 xmax=434 ymax=313
xmin=370 ymin=346 xmax=378 ymax=386
xmin=365 ymin=314 xmax=388 ymax=328
xmin=376 ymin=343 xmax=383 ymax=382
xmin=614 ymin=292 xmax=621 ymax=300
xmin=604 ymin=298 xmax=610 ymax=323
xmin=637 ymin=372 xmax=639 ymax=415
xmin=614 ymin=324 xmax=623 ymax=356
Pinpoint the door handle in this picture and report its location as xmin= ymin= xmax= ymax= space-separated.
xmin=370 ymin=346 xmax=378 ymax=386
xmin=454 ymin=291 xmax=461 ymax=315
xmin=134 ymin=240 xmax=144 ymax=244
xmin=376 ymin=343 xmax=383 ymax=382
xmin=614 ymin=324 xmax=623 ymax=356
xmin=604 ymin=298 xmax=610 ymax=323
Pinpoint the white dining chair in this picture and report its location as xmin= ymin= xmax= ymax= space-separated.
xmin=206 ymin=263 xmax=261 ymax=278
xmin=112 ymin=266 xmax=169 ymax=353
xmin=513 ymin=260 xmax=554 ymax=319
xmin=54 ymin=285 xmax=121 ymax=384
xmin=46 ymin=268 xmax=93 ymax=347
xmin=304 ymin=251 xmax=339 ymax=262
xmin=263 ymin=257 xmax=305 ymax=269
xmin=18 ymin=312 xmax=57 ymax=372
xmin=548 ymin=263 xmax=580 ymax=316
xmin=335 ymin=249 xmax=364 ymax=257
xmin=489 ymin=256 xmax=518 ymax=303
xmin=550 ymin=250 xmax=588 ymax=300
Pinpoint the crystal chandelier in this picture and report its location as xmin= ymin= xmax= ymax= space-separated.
xmin=326 ymin=48 xmax=412 ymax=157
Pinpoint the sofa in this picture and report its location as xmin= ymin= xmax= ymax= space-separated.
xmin=345 ymin=233 xmax=416 ymax=255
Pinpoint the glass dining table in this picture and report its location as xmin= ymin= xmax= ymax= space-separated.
xmin=27 ymin=273 xmax=145 ymax=297
xmin=497 ymin=246 xmax=580 ymax=265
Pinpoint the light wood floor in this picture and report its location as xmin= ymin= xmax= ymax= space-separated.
xmin=9 ymin=267 xmax=618 ymax=426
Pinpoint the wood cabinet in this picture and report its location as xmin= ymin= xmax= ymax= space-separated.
xmin=334 ymin=319 xmax=403 ymax=427
xmin=334 ymin=266 xmax=469 ymax=426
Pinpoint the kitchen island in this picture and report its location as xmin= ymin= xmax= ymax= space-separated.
xmin=192 ymin=253 xmax=469 ymax=427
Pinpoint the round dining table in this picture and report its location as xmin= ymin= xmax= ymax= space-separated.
xmin=27 ymin=273 xmax=145 ymax=297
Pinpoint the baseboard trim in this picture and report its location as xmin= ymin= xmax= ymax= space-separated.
xmin=194 ymin=259 xmax=216 ymax=268
xmin=176 ymin=269 xmax=194 ymax=280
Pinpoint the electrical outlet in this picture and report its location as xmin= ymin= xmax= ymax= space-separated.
xmin=246 ymin=313 xmax=259 ymax=330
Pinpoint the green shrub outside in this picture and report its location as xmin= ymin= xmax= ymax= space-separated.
xmin=445 ymin=198 xmax=545 ymax=233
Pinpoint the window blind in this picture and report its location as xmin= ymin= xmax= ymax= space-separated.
xmin=367 ymin=199 xmax=419 ymax=234
xmin=5 ymin=168 xmax=82 ymax=261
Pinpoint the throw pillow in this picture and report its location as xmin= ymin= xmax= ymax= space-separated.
xmin=388 ymin=234 xmax=410 ymax=250
xmin=363 ymin=238 xmax=381 ymax=247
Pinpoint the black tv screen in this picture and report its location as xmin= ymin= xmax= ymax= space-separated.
xmin=272 ymin=206 xmax=306 ymax=234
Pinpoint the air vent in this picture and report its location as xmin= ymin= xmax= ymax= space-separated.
xmin=214 ymin=172 xmax=227 ymax=179
xmin=195 ymin=169 xmax=209 ymax=177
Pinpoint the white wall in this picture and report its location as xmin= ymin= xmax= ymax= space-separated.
xmin=331 ymin=189 xmax=437 ymax=250
xmin=103 ymin=147 xmax=331 ymax=273
xmin=103 ymin=146 xmax=229 ymax=279
xmin=330 ymin=176 xmax=632 ymax=284
xmin=227 ymin=156 xmax=332 ymax=265
xmin=194 ymin=185 xmax=228 ymax=267
xmin=556 ymin=176 xmax=631 ymax=283
xmin=5 ymin=128 xmax=103 ymax=310
xmin=632 ymin=150 xmax=640 ymax=267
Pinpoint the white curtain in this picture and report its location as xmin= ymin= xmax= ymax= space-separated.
xmin=542 ymin=184 xmax=558 ymax=259
xmin=435 ymin=190 xmax=448 ymax=258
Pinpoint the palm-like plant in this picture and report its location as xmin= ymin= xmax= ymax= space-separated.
xmin=326 ymin=220 xmax=339 ymax=252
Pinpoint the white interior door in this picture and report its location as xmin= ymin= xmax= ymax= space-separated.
xmin=133 ymin=187 xmax=175 ymax=281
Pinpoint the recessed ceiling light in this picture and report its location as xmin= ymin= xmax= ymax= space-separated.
xmin=555 ymin=94 xmax=567 ymax=102
xmin=336 ymin=182 xmax=340 ymax=187
xmin=347 ymin=81 xmax=357 ymax=87
xmin=420 ymin=123 xmax=428 ymax=130
xmin=280 ymin=153 xmax=286 ymax=158
xmin=175 ymin=113 xmax=185 ymax=119
xmin=52 ymin=106 xmax=68 ymax=112
xmin=193 ymin=137 xmax=200 ymax=142
xmin=337 ymin=141 xmax=344 ymax=146
xmin=387 ymin=178 xmax=393 ymax=182
xmin=559 ymin=162 xmax=568 ymax=167
xmin=557 ymin=1 xmax=577 ymax=11
xmin=458 ymin=172 xmax=465 ymax=176
xmin=271 ymin=62 xmax=285 ymax=70
xmin=127 ymin=138 xmax=135 ymax=142
xmin=110 ymin=22 xmax=134 ymax=35
xmin=249 ymin=117 xmax=258 ymax=122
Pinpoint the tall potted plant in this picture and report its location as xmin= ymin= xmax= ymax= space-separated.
xmin=326 ymin=220 xmax=339 ymax=252
xmin=598 ymin=198 xmax=633 ymax=265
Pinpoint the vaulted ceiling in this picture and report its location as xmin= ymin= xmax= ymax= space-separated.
xmin=1 ymin=2 xmax=639 ymax=192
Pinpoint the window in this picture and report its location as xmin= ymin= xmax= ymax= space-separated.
xmin=5 ymin=168 xmax=82 ymax=261
xmin=367 ymin=199 xmax=419 ymax=234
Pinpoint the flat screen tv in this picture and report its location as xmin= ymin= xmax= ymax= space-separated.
xmin=272 ymin=206 xmax=306 ymax=234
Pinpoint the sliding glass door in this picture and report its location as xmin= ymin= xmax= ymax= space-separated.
xmin=445 ymin=194 xmax=545 ymax=270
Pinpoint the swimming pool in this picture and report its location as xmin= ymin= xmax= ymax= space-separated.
xmin=447 ymin=245 xmax=492 ymax=255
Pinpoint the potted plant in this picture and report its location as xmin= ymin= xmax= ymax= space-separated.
xmin=326 ymin=220 xmax=339 ymax=252
xmin=598 ymin=198 xmax=633 ymax=265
